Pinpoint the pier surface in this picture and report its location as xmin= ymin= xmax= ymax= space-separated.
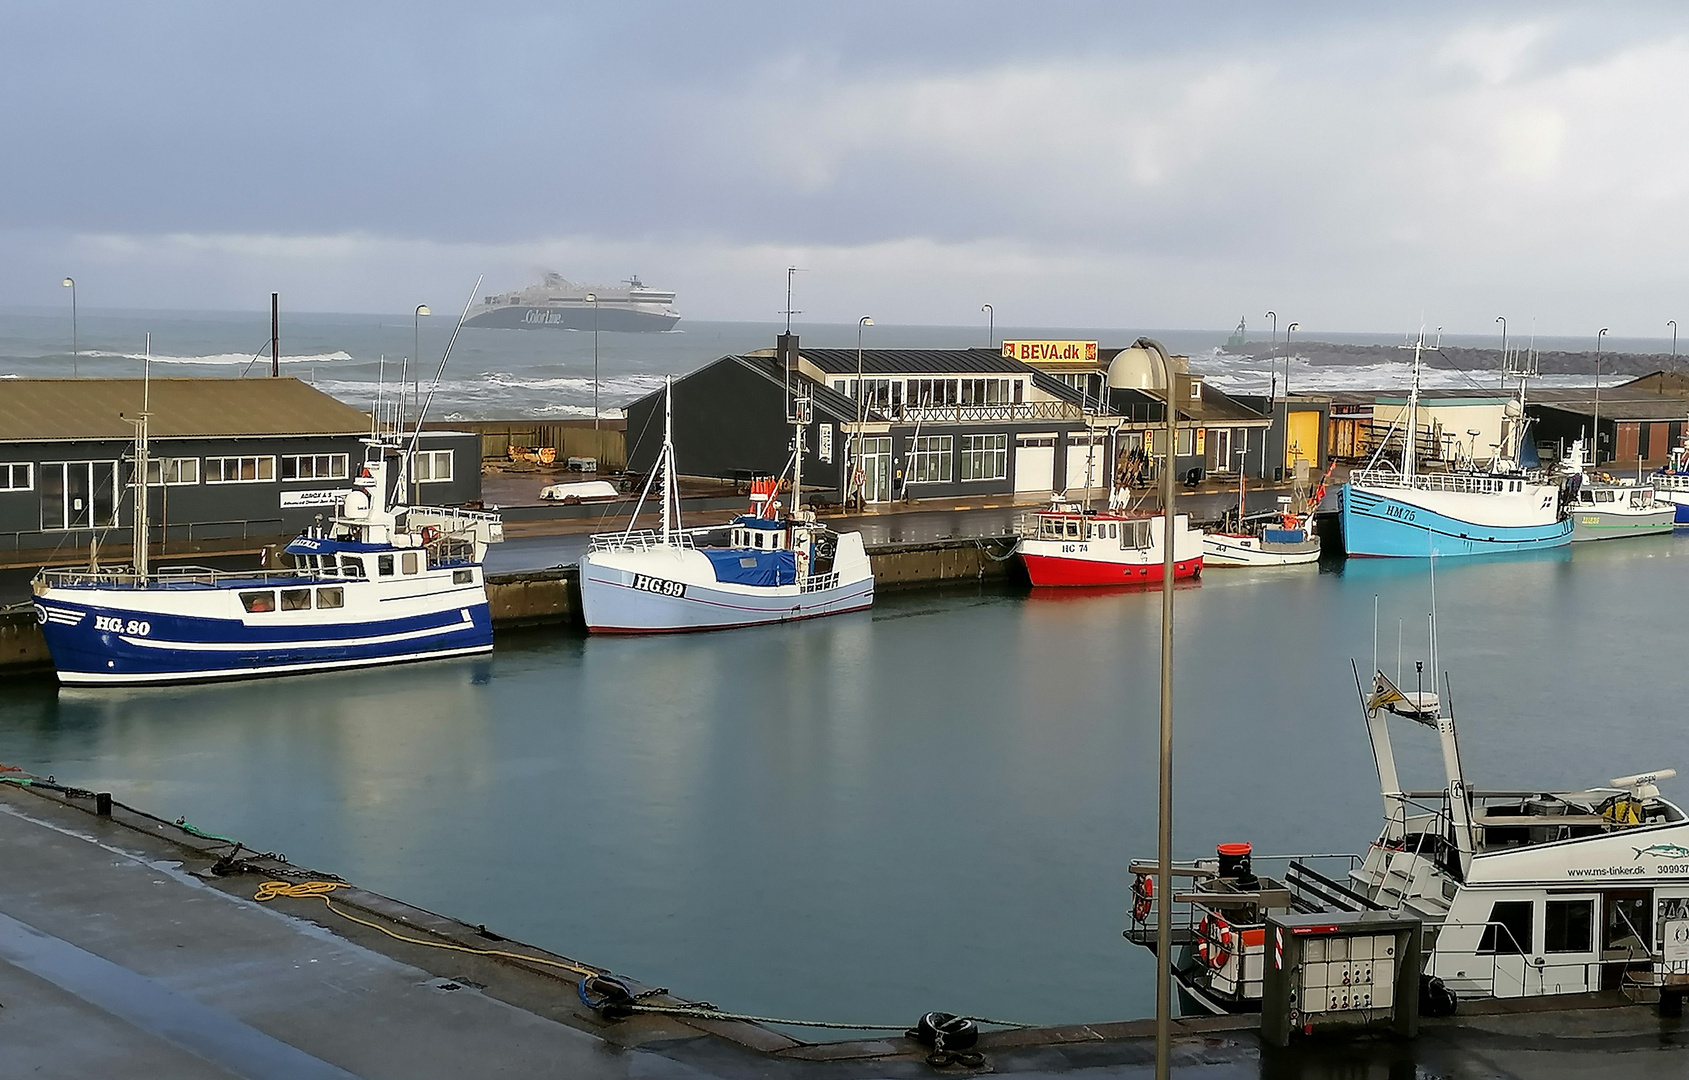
xmin=2 ymin=777 xmax=1688 ymax=1079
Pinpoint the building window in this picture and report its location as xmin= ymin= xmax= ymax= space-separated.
xmin=1175 ymin=428 xmax=1195 ymax=457
xmin=281 ymin=454 xmax=349 ymax=481
xmin=960 ymin=434 xmax=1008 ymax=480
xmin=0 ymin=463 xmax=32 ymax=491
xmin=908 ymin=378 xmax=959 ymax=408
xmin=414 ymin=450 xmax=453 ymax=483
xmin=206 ymin=456 xmax=275 ymax=483
xmin=39 ymin=462 xmax=119 ymax=530
xmin=145 ymin=458 xmax=199 ymax=485
xmin=908 ymin=435 xmax=953 ymax=483
xmin=961 ymin=378 xmax=1014 ymax=406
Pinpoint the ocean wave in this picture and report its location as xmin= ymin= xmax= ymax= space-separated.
xmin=80 ymin=349 xmax=357 ymax=366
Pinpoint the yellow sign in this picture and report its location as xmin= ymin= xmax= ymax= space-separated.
xmin=1001 ymin=340 xmax=1098 ymax=364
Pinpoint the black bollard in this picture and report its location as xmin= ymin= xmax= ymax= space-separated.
xmin=95 ymin=792 xmax=111 ymax=817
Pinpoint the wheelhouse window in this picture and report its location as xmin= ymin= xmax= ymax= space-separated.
xmin=401 ymin=551 xmax=419 ymax=575
xmin=1545 ymin=899 xmax=1593 ymax=953
xmin=452 ymin=570 xmax=473 ymax=585
xmin=240 ymin=590 xmax=276 ymax=613
xmin=280 ymin=588 xmax=312 ymax=611
xmin=206 ymin=456 xmax=275 ymax=483
xmin=908 ymin=435 xmax=953 ymax=483
xmin=960 ymin=434 xmax=1008 ymax=481
xmin=1478 ymin=900 xmax=1533 ymax=955
xmin=315 ymin=586 xmax=344 ymax=609
xmin=341 ymin=556 xmax=365 ymax=578
xmin=378 ymin=554 xmax=395 ymax=577
xmin=281 ymin=454 xmax=349 ymax=481
xmin=415 ymin=450 xmax=453 ymax=483
xmin=145 ymin=458 xmax=199 ymax=486
xmin=0 ymin=463 xmax=32 ymax=491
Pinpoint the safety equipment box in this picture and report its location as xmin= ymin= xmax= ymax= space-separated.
xmin=1260 ymin=910 xmax=1422 ymax=1046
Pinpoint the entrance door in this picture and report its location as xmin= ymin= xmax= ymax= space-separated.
xmin=859 ymin=437 xmax=892 ymax=503
xmin=1600 ymin=889 xmax=1654 ymax=990
xmin=1211 ymin=428 xmax=1232 ymax=473
xmin=1286 ymin=410 xmax=1319 ymax=470
xmin=1538 ymin=894 xmax=1599 ymax=995
xmin=1014 ymin=435 xmax=1055 ymax=494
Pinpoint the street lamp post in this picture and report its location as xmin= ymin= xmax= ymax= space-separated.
xmin=1285 ymin=322 xmax=1299 ymax=395
xmin=1595 ymin=328 xmax=1609 ymax=465
xmin=1670 ymin=320 xmax=1678 ymax=372
xmin=410 ymin=304 xmax=430 ymax=432
xmin=854 ymin=316 xmax=874 ymax=507
xmin=62 ymin=277 xmax=77 ymax=377
xmin=1496 ymin=316 xmax=1507 ymax=391
xmin=981 ymin=304 xmax=994 ymax=349
xmin=587 ymin=293 xmax=601 ymax=430
xmin=1129 ymin=336 xmax=1179 ymax=1080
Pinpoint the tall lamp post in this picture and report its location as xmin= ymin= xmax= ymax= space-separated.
xmin=1495 ymin=316 xmax=1507 ymax=391
xmin=854 ymin=316 xmax=874 ymax=506
xmin=1124 ymin=336 xmax=1179 ymax=1080
xmin=1670 ymin=320 xmax=1678 ymax=372
xmin=62 ymin=277 xmax=77 ymax=377
xmin=587 ymin=292 xmax=601 ymax=430
xmin=1285 ymin=322 xmax=1299 ymax=396
xmin=1595 ymin=327 xmax=1608 ymax=465
xmin=982 ymin=304 xmax=994 ymax=349
xmin=410 ymin=304 xmax=430 ymax=431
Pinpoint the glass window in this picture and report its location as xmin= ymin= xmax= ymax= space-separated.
xmin=206 ymin=456 xmax=276 ymax=483
xmin=145 ymin=458 xmax=199 ymax=485
xmin=280 ymin=588 xmax=312 ymax=611
xmin=341 ymin=556 xmax=365 ymax=578
xmin=1478 ymin=900 xmax=1533 ymax=955
xmin=401 ymin=551 xmax=419 ymax=575
xmin=908 ymin=435 xmax=953 ymax=483
xmin=960 ymin=434 xmax=1008 ymax=481
xmin=240 ymin=590 xmax=276 ymax=613
xmin=316 ymin=587 xmax=344 ymax=609
xmin=39 ymin=462 xmax=120 ymax=530
xmin=1545 ymin=900 xmax=1593 ymax=953
xmin=1176 ymin=428 xmax=1195 ymax=456
xmin=281 ymin=454 xmax=349 ymax=481
xmin=377 ymin=554 xmax=394 ymax=577
xmin=0 ymin=463 xmax=30 ymax=491
xmin=1606 ymin=894 xmax=1653 ymax=953
xmin=415 ymin=450 xmax=453 ymax=483
xmin=452 ymin=569 xmax=473 ymax=585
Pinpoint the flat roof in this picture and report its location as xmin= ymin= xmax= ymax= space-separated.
xmin=0 ymin=378 xmax=372 ymax=442
xmin=1529 ymin=387 xmax=1689 ymax=421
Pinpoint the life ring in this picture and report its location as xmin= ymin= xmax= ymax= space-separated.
xmin=1196 ymin=913 xmax=1232 ymax=969
xmin=420 ymin=525 xmax=440 ymax=545
xmin=1131 ymin=873 xmax=1154 ymax=923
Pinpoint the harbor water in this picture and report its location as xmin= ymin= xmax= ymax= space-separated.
xmin=0 ymin=536 xmax=1683 ymax=1028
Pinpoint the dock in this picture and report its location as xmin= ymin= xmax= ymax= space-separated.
xmin=0 ymin=773 xmax=1685 ymax=1078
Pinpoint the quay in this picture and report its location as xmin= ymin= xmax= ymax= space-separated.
xmin=1 ymin=770 xmax=1686 ymax=1079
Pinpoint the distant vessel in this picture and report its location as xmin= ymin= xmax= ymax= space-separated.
xmin=463 ymin=274 xmax=680 ymax=332
xmin=1338 ymin=333 xmax=1571 ymax=557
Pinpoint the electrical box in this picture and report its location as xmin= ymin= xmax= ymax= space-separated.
xmin=1260 ymin=910 xmax=1421 ymax=1046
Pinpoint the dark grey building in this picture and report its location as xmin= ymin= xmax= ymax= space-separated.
xmin=625 ymin=336 xmax=1128 ymax=504
xmin=0 ymin=378 xmax=479 ymax=557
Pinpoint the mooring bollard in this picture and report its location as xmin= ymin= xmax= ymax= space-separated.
xmin=96 ymin=792 xmax=111 ymax=816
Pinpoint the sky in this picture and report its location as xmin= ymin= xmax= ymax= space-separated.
xmin=3 ymin=2 xmax=1688 ymax=336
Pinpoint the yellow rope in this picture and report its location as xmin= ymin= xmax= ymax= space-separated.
xmin=254 ymin=880 xmax=597 ymax=978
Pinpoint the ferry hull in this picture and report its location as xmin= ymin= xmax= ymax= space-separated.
xmin=1019 ymin=553 xmax=1202 ymax=586
xmin=579 ymin=560 xmax=873 ymax=632
xmin=1569 ymin=507 xmax=1677 ymax=541
xmin=1339 ymin=484 xmax=1573 ymax=557
xmin=464 ymin=306 xmax=680 ymax=332
xmin=34 ymin=593 xmax=492 ymax=685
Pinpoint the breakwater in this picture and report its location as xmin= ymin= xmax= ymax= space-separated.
xmin=0 ymin=535 xmax=1024 ymax=672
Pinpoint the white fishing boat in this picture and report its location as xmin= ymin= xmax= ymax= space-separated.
xmin=578 ymin=380 xmax=874 ymax=633
xmin=32 ymin=308 xmax=503 ymax=685
xmin=1560 ymin=440 xmax=1676 ymax=542
xmin=1127 ymin=604 xmax=1689 ymax=1014
xmin=1202 ymin=472 xmax=1322 ymax=568
xmin=1014 ymin=493 xmax=1202 ymax=586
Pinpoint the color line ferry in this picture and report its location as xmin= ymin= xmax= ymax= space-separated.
xmin=1127 ymin=613 xmax=1689 ymax=1014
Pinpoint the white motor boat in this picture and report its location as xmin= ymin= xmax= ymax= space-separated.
xmin=1128 ymin=609 xmax=1689 ymax=1014
xmin=1559 ymin=440 xmax=1677 ymax=542
xmin=579 ymin=379 xmax=874 ymax=633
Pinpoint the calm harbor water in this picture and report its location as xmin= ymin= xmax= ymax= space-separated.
xmin=0 ymin=537 xmax=1683 ymax=1028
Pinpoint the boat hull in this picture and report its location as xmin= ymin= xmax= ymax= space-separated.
xmin=1201 ymin=534 xmax=1322 ymax=567
xmin=1569 ymin=507 xmax=1677 ymax=541
xmin=34 ymin=580 xmax=492 ymax=685
xmin=464 ymin=306 xmax=679 ymax=332
xmin=1339 ymin=484 xmax=1573 ymax=557
xmin=580 ymin=560 xmax=873 ymax=632
xmin=1019 ymin=552 xmax=1201 ymax=586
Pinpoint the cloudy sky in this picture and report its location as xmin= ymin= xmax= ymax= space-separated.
xmin=3 ymin=2 xmax=1686 ymax=334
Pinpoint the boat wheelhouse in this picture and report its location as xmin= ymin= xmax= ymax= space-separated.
xmin=1014 ymin=498 xmax=1202 ymax=586
xmin=1126 ymin=629 xmax=1689 ymax=1014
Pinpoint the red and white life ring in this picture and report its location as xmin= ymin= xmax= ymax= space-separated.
xmin=1196 ymin=913 xmax=1233 ymax=970
xmin=1131 ymin=873 xmax=1154 ymax=923
xmin=420 ymin=525 xmax=441 ymax=545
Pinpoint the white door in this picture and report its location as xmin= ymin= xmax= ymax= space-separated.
xmin=860 ymin=437 xmax=893 ymax=503
xmin=1538 ymin=894 xmax=1599 ymax=995
xmin=1014 ymin=436 xmax=1055 ymax=493
xmin=1065 ymin=434 xmax=1103 ymax=493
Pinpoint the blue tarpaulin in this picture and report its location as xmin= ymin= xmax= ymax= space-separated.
xmin=703 ymin=548 xmax=797 ymax=586
xmin=1262 ymin=528 xmax=1307 ymax=544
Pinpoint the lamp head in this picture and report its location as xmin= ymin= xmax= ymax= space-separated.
xmin=860 ymin=316 xmax=873 ymax=327
xmin=416 ymin=304 xmax=430 ymax=317
xmin=585 ymin=293 xmax=597 ymax=303
xmin=62 ymin=277 xmax=73 ymax=288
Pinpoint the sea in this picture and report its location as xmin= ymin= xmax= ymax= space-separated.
xmin=0 ymin=306 xmax=1620 ymax=422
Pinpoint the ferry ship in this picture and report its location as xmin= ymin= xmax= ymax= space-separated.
xmin=1127 ymin=611 xmax=1689 ymax=1014
xmin=464 ymin=274 xmax=680 ymax=332
xmin=1338 ymin=334 xmax=1571 ymax=557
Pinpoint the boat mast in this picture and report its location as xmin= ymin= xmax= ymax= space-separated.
xmin=659 ymin=376 xmax=675 ymax=544
xmin=130 ymin=334 xmax=152 ymax=578
xmin=1406 ymin=332 xmax=1423 ymax=485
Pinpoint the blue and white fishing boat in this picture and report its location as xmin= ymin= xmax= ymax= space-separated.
xmin=32 ymin=295 xmax=504 ymax=685
xmin=1338 ymin=334 xmax=1571 ymax=557
xmin=579 ymin=379 xmax=874 ymax=633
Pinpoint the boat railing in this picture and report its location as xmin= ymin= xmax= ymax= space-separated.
xmin=1423 ymin=919 xmax=1657 ymax=999
xmin=1351 ymin=469 xmax=1535 ymax=496
xmin=36 ymin=565 xmax=321 ymax=589
xmin=588 ymin=529 xmax=696 ymax=554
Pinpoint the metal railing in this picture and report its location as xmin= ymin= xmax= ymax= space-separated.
xmin=37 ymin=565 xmax=323 ymax=589
xmin=889 ymin=401 xmax=1089 ymax=423
xmin=1350 ymin=469 xmax=1535 ymax=495
xmin=588 ymin=529 xmax=697 ymax=553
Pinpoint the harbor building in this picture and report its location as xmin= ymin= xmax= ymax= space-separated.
xmin=625 ymin=336 xmax=1276 ymax=504
xmin=0 ymin=378 xmax=479 ymax=558
xmin=1527 ymin=384 xmax=1689 ymax=468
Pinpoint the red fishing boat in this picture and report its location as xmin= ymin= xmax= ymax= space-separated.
xmin=1014 ymin=499 xmax=1203 ymax=586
